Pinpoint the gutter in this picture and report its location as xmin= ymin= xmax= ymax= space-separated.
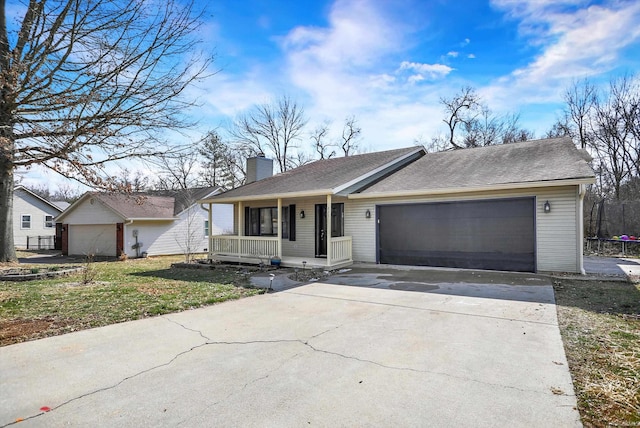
xmin=347 ymin=177 xmax=596 ymax=199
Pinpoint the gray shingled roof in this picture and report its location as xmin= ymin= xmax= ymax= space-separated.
xmin=207 ymin=146 xmax=422 ymax=200
xmin=93 ymin=193 xmax=176 ymax=219
xmin=358 ymin=137 xmax=595 ymax=195
xmin=89 ymin=187 xmax=220 ymax=218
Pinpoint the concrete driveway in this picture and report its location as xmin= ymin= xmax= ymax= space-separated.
xmin=0 ymin=268 xmax=580 ymax=427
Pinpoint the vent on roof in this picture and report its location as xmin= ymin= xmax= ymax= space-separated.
xmin=246 ymin=156 xmax=273 ymax=184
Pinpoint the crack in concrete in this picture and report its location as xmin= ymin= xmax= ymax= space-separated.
xmin=163 ymin=316 xmax=211 ymax=341
xmin=4 ymin=316 xmax=568 ymax=427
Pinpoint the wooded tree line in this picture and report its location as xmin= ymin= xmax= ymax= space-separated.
xmin=549 ymin=75 xmax=640 ymax=201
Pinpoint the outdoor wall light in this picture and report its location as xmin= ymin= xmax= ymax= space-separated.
xmin=544 ymin=201 xmax=551 ymax=213
xmin=365 ymin=209 xmax=371 ymax=218
xmin=300 ymin=210 xmax=305 ymax=219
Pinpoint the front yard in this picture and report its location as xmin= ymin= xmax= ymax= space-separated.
xmin=0 ymin=255 xmax=263 ymax=346
xmin=554 ymin=278 xmax=640 ymax=427
xmin=2 ymin=255 xmax=639 ymax=426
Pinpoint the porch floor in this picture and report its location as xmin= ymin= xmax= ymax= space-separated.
xmin=211 ymin=254 xmax=353 ymax=270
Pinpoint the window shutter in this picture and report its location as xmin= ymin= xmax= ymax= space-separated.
xmin=289 ymin=204 xmax=296 ymax=241
xmin=244 ymin=206 xmax=250 ymax=236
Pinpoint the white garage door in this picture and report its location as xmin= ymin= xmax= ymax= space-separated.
xmin=68 ymin=225 xmax=117 ymax=256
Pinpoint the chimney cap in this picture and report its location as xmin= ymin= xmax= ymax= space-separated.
xmin=257 ymin=152 xmax=265 ymax=158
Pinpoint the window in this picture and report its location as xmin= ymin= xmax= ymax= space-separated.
xmin=44 ymin=215 xmax=54 ymax=228
xmin=331 ymin=203 xmax=344 ymax=237
xmin=21 ymin=215 xmax=31 ymax=229
xmin=245 ymin=205 xmax=296 ymax=240
xmin=204 ymin=220 xmax=209 ymax=236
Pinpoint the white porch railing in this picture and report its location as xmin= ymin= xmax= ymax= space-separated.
xmin=330 ymin=236 xmax=352 ymax=264
xmin=210 ymin=235 xmax=352 ymax=267
xmin=210 ymin=235 xmax=279 ymax=260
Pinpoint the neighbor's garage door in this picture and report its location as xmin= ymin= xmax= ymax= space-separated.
xmin=378 ymin=198 xmax=535 ymax=272
xmin=68 ymin=224 xmax=117 ymax=256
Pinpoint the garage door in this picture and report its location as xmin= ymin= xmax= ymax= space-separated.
xmin=378 ymin=198 xmax=535 ymax=272
xmin=68 ymin=225 xmax=117 ymax=256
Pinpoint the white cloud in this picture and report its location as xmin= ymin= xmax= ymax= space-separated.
xmin=467 ymin=53 xmax=476 ymax=59
xmin=447 ymin=51 xmax=459 ymax=57
xmin=398 ymin=61 xmax=454 ymax=81
xmin=482 ymin=0 xmax=640 ymax=126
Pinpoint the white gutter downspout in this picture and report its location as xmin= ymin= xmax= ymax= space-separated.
xmin=577 ymin=184 xmax=586 ymax=274
xmin=201 ymin=203 xmax=213 ymax=260
xmin=123 ymin=219 xmax=134 ymax=258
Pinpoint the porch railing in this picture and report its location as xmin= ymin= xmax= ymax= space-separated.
xmin=330 ymin=236 xmax=352 ymax=264
xmin=210 ymin=235 xmax=279 ymax=260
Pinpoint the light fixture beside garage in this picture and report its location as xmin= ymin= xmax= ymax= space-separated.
xmin=299 ymin=210 xmax=305 ymax=219
xmin=365 ymin=209 xmax=371 ymax=218
xmin=544 ymin=201 xmax=551 ymax=213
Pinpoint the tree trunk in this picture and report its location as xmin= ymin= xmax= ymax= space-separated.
xmin=0 ymin=137 xmax=16 ymax=262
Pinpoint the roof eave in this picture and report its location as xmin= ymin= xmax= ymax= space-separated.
xmin=199 ymin=189 xmax=335 ymax=204
xmin=127 ymin=217 xmax=178 ymax=221
xmin=348 ymin=177 xmax=596 ymax=199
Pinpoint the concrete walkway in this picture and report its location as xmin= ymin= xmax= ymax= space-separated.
xmin=0 ymin=268 xmax=580 ymax=427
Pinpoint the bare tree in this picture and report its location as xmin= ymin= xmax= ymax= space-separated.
xmin=310 ymin=122 xmax=335 ymax=160
xmin=229 ymin=95 xmax=307 ymax=173
xmin=340 ymin=115 xmax=362 ymax=156
xmin=590 ymin=76 xmax=638 ymax=199
xmin=0 ymin=0 xmax=212 ymax=261
xmin=441 ymin=88 xmax=532 ymax=149
xmin=154 ymin=151 xmax=202 ymax=191
xmin=545 ymin=117 xmax=572 ymax=139
xmin=441 ymin=86 xmax=483 ymax=149
xmin=115 ymin=168 xmax=149 ymax=192
xmin=565 ymin=79 xmax=597 ymax=149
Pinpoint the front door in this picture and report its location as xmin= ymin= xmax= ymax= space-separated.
xmin=315 ymin=204 xmax=327 ymax=257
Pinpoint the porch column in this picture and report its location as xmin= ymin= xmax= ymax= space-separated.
xmin=326 ymin=194 xmax=332 ymax=264
xmin=277 ymin=198 xmax=282 ymax=258
xmin=238 ymin=201 xmax=244 ymax=236
xmin=208 ymin=203 xmax=213 ymax=253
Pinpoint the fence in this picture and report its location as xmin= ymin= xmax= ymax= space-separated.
xmin=26 ymin=235 xmax=56 ymax=250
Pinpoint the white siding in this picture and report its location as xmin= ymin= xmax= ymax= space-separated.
xmin=12 ymin=189 xmax=61 ymax=248
xmin=62 ymin=197 xmax=123 ymax=225
xmin=343 ymin=186 xmax=581 ymax=273
xmin=123 ymin=204 xmax=233 ymax=257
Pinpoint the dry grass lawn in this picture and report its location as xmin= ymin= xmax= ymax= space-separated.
xmin=1 ymin=255 xmax=262 ymax=346
xmin=554 ymin=278 xmax=640 ymax=427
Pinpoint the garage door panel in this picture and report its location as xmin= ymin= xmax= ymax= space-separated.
xmin=69 ymin=225 xmax=116 ymax=257
xmin=378 ymin=198 xmax=535 ymax=272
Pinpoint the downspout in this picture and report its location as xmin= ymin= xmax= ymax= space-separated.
xmin=124 ymin=220 xmax=133 ymax=258
xmin=201 ymin=203 xmax=213 ymax=260
xmin=577 ymin=184 xmax=586 ymax=275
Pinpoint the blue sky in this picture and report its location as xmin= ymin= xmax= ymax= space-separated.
xmin=18 ymin=0 xmax=640 ymax=188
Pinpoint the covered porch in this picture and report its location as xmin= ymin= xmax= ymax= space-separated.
xmin=204 ymin=194 xmax=353 ymax=269
xmin=208 ymin=235 xmax=352 ymax=269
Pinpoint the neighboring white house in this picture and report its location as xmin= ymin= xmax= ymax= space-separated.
xmin=12 ymin=186 xmax=64 ymax=249
xmin=56 ymin=187 xmax=233 ymax=258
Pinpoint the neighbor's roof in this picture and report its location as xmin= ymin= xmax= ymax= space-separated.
xmin=145 ymin=187 xmax=221 ymax=215
xmin=202 ymin=146 xmax=423 ymax=202
xmin=57 ymin=187 xmax=220 ymax=221
xmin=353 ymin=137 xmax=595 ymax=198
xmin=90 ymin=193 xmax=176 ymax=219
xmin=13 ymin=186 xmax=64 ymax=213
